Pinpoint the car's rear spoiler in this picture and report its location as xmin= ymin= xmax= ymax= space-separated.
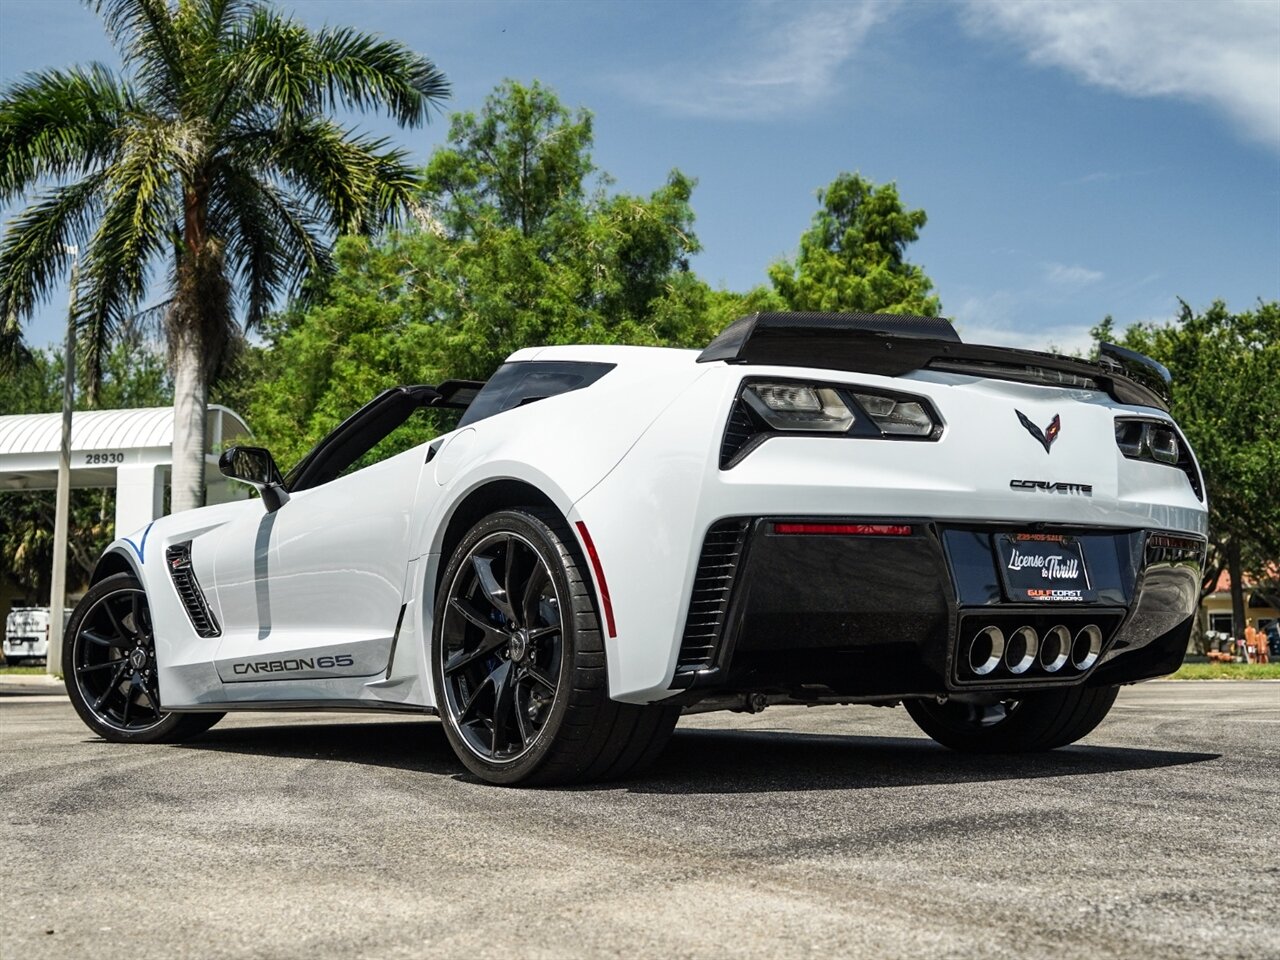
xmin=697 ymin=312 xmax=1171 ymax=411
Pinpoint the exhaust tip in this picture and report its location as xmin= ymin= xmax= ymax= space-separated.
xmin=1039 ymin=625 xmax=1071 ymax=673
xmin=1071 ymin=624 xmax=1103 ymax=671
xmin=1004 ymin=626 xmax=1038 ymax=675
xmin=969 ymin=626 xmax=1005 ymax=676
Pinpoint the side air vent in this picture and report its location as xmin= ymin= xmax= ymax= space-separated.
xmin=719 ymin=397 xmax=761 ymax=468
xmin=166 ymin=542 xmax=221 ymax=638
xmin=676 ymin=519 xmax=751 ymax=671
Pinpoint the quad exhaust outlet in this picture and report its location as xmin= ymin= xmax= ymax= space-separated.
xmin=963 ymin=621 xmax=1103 ymax=680
xmin=1071 ymin=624 xmax=1103 ymax=671
xmin=1039 ymin=625 xmax=1071 ymax=673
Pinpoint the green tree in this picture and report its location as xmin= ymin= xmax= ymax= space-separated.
xmin=0 ymin=0 xmax=447 ymax=514
xmin=1095 ymin=300 xmax=1280 ymax=639
xmin=423 ymin=80 xmax=596 ymax=242
xmin=769 ymin=172 xmax=941 ymax=316
xmin=245 ymin=81 xmax=709 ymax=467
xmin=416 ymin=80 xmax=709 ymax=373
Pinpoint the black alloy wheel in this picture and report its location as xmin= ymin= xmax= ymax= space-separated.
xmin=904 ymin=684 xmax=1120 ymax=753
xmin=438 ymin=528 xmax=565 ymax=764
xmin=432 ymin=508 xmax=680 ymax=786
xmin=64 ymin=573 xmax=222 ymax=744
xmin=71 ymin=584 xmax=164 ymax=731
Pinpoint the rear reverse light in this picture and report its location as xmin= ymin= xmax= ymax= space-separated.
xmin=850 ymin=392 xmax=935 ymax=436
xmin=774 ymin=523 xmax=913 ymax=536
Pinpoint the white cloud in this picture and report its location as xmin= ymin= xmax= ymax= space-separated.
xmin=954 ymin=318 xmax=1099 ymax=356
xmin=952 ymin=289 xmax=1021 ymax=328
xmin=950 ymin=283 xmax=1103 ymax=354
xmin=619 ymin=1 xmax=893 ymax=119
xmin=964 ymin=0 xmax=1280 ymax=149
xmin=1045 ymin=262 xmax=1104 ymax=286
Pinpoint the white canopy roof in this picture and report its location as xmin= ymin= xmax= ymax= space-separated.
xmin=0 ymin=404 xmax=252 ymax=494
xmin=0 ymin=405 xmax=249 ymax=458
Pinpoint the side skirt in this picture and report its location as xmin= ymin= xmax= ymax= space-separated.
xmin=169 ymin=700 xmax=437 ymax=716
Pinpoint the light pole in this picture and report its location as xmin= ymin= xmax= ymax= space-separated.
xmin=47 ymin=245 xmax=79 ymax=677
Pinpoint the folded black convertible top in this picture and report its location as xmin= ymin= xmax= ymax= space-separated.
xmin=698 ymin=311 xmax=1170 ymax=411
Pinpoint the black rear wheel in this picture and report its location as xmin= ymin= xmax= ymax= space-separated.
xmin=64 ymin=573 xmax=222 ymax=744
xmin=905 ymin=684 xmax=1120 ymax=753
xmin=432 ymin=508 xmax=678 ymax=785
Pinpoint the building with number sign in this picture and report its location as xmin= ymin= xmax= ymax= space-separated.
xmin=0 ymin=406 xmax=251 ymax=613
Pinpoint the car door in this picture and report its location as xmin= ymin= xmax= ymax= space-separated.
xmin=210 ymin=447 xmax=429 ymax=683
xmin=208 ymin=386 xmax=456 ymax=686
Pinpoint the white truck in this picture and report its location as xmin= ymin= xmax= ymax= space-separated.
xmin=4 ymin=607 xmax=74 ymax=665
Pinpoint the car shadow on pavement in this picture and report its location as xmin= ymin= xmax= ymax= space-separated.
xmin=631 ymin=728 xmax=1219 ymax=794
xmin=178 ymin=719 xmax=464 ymax=775
xmin=174 ymin=717 xmax=1219 ymax=793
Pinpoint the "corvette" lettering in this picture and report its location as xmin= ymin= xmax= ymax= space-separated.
xmin=231 ymin=654 xmax=355 ymax=675
xmin=1009 ymin=479 xmax=1093 ymax=495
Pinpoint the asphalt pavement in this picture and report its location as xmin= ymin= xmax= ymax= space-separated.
xmin=2 ymin=679 xmax=1277 ymax=959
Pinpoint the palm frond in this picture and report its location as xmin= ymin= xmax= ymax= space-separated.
xmin=231 ymin=116 xmax=381 ymax=233
xmin=209 ymin=157 xmax=334 ymax=328
xmin=368 ymin=146 xmax=428 ymax=229
xmin=92 ymin=0 xmax=183 ymax=106
xmin=219 ymin=8 xmax=447 ymax=125
xmin=199 ymin=0 xmax=256 ymax=42
xmin=0 ymin=64 xmax=133 ymax=200
xmin=207 ymin=162 xmax=283 ymax=328
xmin=0 ymin=172 xmax=107 ymax=322
xmin=77 ymin=122 xmax=180 ymax=392
xmin=311 ymin=25 xmax=450 ymax=126
xmin=0 ymin=311 xmax=34 ymax=377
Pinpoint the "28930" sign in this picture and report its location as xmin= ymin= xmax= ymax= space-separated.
xmin=83 ymin=452 xmax=125 ymax=465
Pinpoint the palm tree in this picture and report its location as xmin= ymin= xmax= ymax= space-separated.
xmin=0 ymin=0 xmax=447 ymax=511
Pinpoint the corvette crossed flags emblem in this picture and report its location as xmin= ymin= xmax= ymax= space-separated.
xmin=1015 ymin=410 xmax=1061 ymax=453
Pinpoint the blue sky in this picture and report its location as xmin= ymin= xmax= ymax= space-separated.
xmin=2 ymin=0 xmax=1278 ymax=354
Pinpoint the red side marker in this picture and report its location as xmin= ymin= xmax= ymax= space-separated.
xmin=574 ymin=521 xmax=617 ymax=638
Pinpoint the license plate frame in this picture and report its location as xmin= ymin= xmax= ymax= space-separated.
xmin=995 ymin=532 xmax=1096 ymax=603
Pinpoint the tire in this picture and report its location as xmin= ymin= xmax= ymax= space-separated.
xmin=904 ymin=684 xmax=1120 ymax=753
xmin=431 ymin=507 xmax=679 ymax=786
xmin=5 ymin=656 xmax=25 ymax=666
xmin=63 ymin=573 xmax=223 ymax=744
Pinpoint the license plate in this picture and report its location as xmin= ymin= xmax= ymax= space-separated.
xmin=996 ymin=533 xmax=1095 ymax=602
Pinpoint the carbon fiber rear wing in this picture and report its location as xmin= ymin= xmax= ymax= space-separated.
xmin=697 ymin=312 xmax=1171 ymax=411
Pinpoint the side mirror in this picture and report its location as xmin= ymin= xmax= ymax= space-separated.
xmin=218 ymin=446 xmax=290 ymax=512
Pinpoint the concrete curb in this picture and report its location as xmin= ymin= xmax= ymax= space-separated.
xmin=0 ymin=673 xmax=63 ymax=686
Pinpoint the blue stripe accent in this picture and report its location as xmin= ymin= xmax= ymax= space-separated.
xmin=123 ymin=521 xmax=155 ymax=564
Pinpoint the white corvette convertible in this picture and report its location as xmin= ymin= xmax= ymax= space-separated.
xmin=64 ymin=312 xmax=1207 ymax=784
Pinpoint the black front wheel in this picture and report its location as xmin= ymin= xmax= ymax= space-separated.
xmin=905 ymin=684 xmax=1120 ymax=753
xmin=432 ymin=508 xmax=678 ymax=786
xmin=64 ymin=573 xmax=222 ymax=744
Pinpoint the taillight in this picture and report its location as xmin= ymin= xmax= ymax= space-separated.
xmin=742 ymin=383 xmax=854 ymax=433
xmin=1114 ymin=417 xmax=1203 ymax=500
xmin=720 ymin=379 xmax=942 ymax=468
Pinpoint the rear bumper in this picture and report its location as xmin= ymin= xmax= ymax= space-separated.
xmin=668 ymin=518 xmax=1202 ymax=701
xmin=3 ymin=637 xmax=48 ymax=658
